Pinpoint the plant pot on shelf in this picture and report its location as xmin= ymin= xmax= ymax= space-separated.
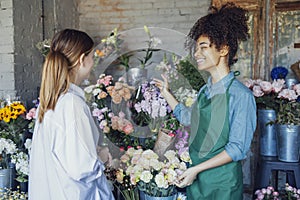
xmin=257 ymin=109 xmax=277 ymax=156
xmin=275 ymin=124 xmax=300 ymax=162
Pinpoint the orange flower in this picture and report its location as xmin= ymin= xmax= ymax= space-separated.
xmin=95 ymin=49 xmax=105 ymax=57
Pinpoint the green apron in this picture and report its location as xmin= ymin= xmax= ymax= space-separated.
xmin=187 ymin=78 xmax=243 ymax=200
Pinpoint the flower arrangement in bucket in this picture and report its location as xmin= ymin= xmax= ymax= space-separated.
xmin=117 ymin=147 xmax=190 ymax=198
xmin=275 ymin=84 xmax=300 ymax=125
xmin=243 ymin=78 xmax=285 ymax=111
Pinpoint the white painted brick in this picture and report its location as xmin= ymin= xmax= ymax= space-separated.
xmin=158 ymin=8 xmax=179 ymax=15
xmin=0 ymin=27 xmax=13 ymax=37
xmin=153 ymin=1 xmax=175 ymax=9
xmin=0 ymin=34 xmax=13 ymax=45
xmin=0 ymin=0 xmax=13 ymax=9
xmin=0 ymin=44 xmax=13 ymax=53
xmin=0 ymin=16 xmax=13 ymax=26
xmin=0 ymin=63 xmax=14 ymax=72
xmin=0 ymin=72 xmax=14 ymax=89
xmin=175 ymin=1 xmax=199 ymax=8
xmin=0 ymin=7 xmax=13 ymax=18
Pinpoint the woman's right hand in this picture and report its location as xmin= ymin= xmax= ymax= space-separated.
xmin=153 ymin=74 xmax=169 ymax=94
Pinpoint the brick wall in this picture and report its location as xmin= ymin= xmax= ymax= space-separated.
xmin=0 ymin=0 xmax=15 ymax=99
xmin=78 ymin=0 xmax=210 ymax=43
xmin=0 ymin=0 xmax=78 ymax=107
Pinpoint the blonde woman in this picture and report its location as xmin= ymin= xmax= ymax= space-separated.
xmin=29 ymin=29 xmax=114 ymax=200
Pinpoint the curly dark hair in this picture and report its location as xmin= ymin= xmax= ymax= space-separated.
xmin=186 ymin=2 xmax=250 ymax=67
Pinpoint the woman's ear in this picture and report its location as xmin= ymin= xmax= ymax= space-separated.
xmin=79 ymin=53 xmax=85 ymax=67
xmin=220 ymin=45 xmax=229 ymax=57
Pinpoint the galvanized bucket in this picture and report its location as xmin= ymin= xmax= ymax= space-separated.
xmin=126 ymin=68 xmax=147 ymax=87
xmin=257 ymin=109 xmax=277 ymax=156
xmin=276 ymin=124 xmax=300 ymax=162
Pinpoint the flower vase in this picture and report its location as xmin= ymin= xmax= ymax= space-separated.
xmin=144 ymin=193 xmax=177 ymax=200
xmin=0 ymin=163 xmax=16 ymax=192
xmin=19 ymin=181 xmax=28 ymax=192
xmin=257 ymin=109 xmax=277 ymax=156
xmin=139 ymin=191 xmax=178 ymax=200
xmin=275 ymin=124 xmax=300 ymax=162
xmin=126 ymin=68 xmax=148 ymax=87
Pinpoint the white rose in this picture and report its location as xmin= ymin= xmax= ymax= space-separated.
xmin=140 ymin=170 xmax=153 ymax=183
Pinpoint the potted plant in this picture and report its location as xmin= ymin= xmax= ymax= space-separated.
xmin=275 ymin=85 xmax=300 ymax=162
xmin=244 ymin=78 xmax=285 ymax=156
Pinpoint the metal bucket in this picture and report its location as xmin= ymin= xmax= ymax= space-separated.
xmin=257 ymin=109 xmax=277 ymax=156
xmin=0 ymin=169 xmax=12 ymax=192
xmin=126 ymin=68 xmax=147 ymax=87
xmin=276 ymin=124 xmax=300 ymax=162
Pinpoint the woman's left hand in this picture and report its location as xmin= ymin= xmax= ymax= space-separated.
xmin=176 ymin=166 xmax=199 ymax=188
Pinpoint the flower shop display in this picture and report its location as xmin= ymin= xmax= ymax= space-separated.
xmin=254 ymin=183 xmax=300 ymax=200
xmin=88 ymin=26 xmax=206 ymax=199
xmin=274 ymin=84 xmax=300 ymax=162
xmin=243 ymin=78 xmax=284 ymax=156
xmin=0 ymin=99 xmax=35 ymax=194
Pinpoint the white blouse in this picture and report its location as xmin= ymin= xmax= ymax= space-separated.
xmin=29 ymin=84 xmax=114 ymax=200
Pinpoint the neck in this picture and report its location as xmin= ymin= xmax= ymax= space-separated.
xmin=209 ymin=65 xmax=230 ymax=84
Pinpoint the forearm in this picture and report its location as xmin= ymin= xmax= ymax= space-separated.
xmin=193 ymin=150 xmax=233 ymax=174
xmin=161 ymin=89 xmax=179 ymax=110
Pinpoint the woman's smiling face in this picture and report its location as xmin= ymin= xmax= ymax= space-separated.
xmin=194 ymin=35 xmax=222 ymax=73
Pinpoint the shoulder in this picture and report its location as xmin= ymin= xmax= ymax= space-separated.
xmin=231 ymin=79 xmax=253 ymax=96
xmin=57 ymin=92 xmax=89 ymax=114
xmin=229 ymin=79 xmax=256 ymax=106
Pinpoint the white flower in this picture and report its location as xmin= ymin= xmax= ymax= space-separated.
xmin=93 ymin=88 xmax=102 ymax=96
xmin=24 ymin=139 xmax=32 ymax=152
xmin=154 ymin=173 xmax=168 ymax=188
xmin=177 ymin=192 xmax=187 ymax=200
xmin=140 ymin=170 xmax=153 ymax=183
xmin=150 ymin=37 xmax=162 ymax=48
xmin=84 ymin=85 xmax=95 ymax=93
xmin=166 ymin=168 xmax=177 ymax=184
xmin=164 ymin=150 xmax=177 ymax=161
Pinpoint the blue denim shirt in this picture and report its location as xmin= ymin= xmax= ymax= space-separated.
xmin=173 ymin=72 xmax=257 ymax=161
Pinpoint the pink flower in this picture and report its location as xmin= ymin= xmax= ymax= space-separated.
xmin=123 ymin=123 xmax=134 ymax=135
xmin=252 ymin=85 xmax=264 ymax=97
xmin=26 ymin=108 xmax=37 ymax=120
xmin=259 ymin=81 xmax=272 ymax=93
xmin=278 ymin=89 xmax=298 ymax=101
xmin=272 ymin=79 xmax=285 ymax=93
xmin=244 ymin=79 xmax=254 ymax=88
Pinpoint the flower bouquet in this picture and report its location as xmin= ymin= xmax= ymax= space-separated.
xmin=153 ymin=114 xmax=181 ymax=159
xmin=118 ymin=147 xmax=189 ymax=198
xmin=130 ymin=81 xmax=171 ymax=131
xmin=85 ymin=74 xmax=139 ymax=150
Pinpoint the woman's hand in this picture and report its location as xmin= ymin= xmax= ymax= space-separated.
xmin=153 ymin=74 xmax=169 ymax=94
xmin=176 ymin=166 xmax=200 ymax=188
xmin=97 ymin=146 xmax=112 ymax=166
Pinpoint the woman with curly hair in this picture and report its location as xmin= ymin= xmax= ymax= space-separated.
xmin=154 ymin=3 xmax=256 ymax=199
